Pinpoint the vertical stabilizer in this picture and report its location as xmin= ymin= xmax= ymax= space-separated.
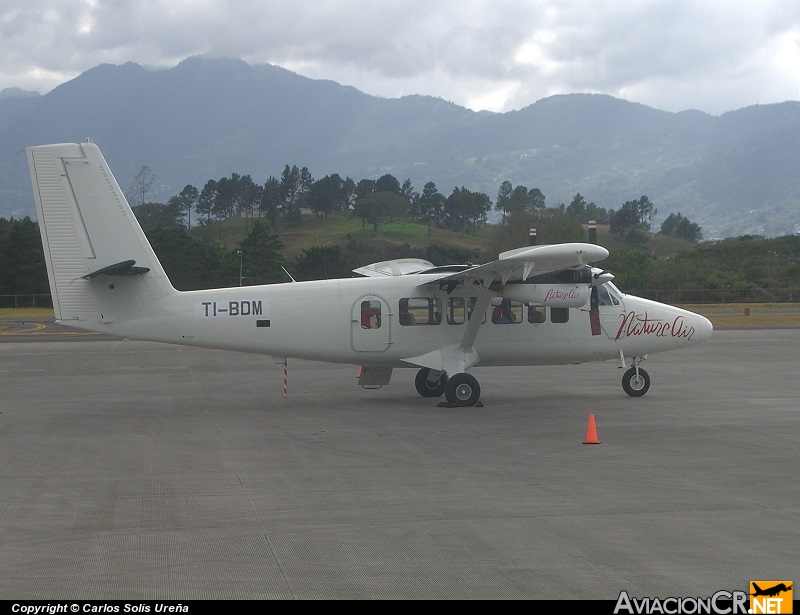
xmin=28 ymin=141 xmax=176 ymax=333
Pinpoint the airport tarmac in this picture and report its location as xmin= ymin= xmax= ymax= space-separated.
xmin=1 ymin=327 xmax=798 ymax=600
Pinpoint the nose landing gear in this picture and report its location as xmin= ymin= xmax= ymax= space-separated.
xmin=622 ymin=356 xmax=650 ymax=397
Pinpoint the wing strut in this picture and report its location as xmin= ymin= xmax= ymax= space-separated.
xmin=402 ymin=276 xmax=495 ymax=376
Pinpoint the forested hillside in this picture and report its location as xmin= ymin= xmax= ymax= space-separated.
xmin=2 ymin=211 xmax=798 ymax=308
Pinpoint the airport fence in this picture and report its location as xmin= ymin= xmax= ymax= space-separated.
xmin=0 ymin=294 xmax=54 ymax=309
xmin=635 ymin=287 xmax=799 ymax=303
xmin=3 ymin=289 xmax=799 ymax=311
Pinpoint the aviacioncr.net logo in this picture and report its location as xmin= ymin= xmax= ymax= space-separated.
xmin=614 ymin=590 xmax=750 ymax=614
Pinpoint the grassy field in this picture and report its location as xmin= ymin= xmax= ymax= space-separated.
xmin=677 ymin=303 xmax=800 ymax=327
xmin=4 ymin=303 xmax=799 ymax=328
xmin=0 ymin=307 xmax=54 ymax=319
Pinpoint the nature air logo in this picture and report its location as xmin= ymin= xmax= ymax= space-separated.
xmin=750 ymin=581 xmax=793 ymax=614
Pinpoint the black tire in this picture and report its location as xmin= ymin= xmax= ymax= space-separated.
xmin=622 ymin=367 xmax=650 ymax=397
xmin=444 ymin=372 xmax=481 ymax=406
xmin=414 ymin=368 xmax=447 ymax=397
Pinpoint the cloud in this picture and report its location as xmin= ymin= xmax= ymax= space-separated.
xmin=1 ymin=0 xmax=799 ymax=114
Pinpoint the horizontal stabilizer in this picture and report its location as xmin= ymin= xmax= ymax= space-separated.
xmin=82 ymin=259 xmax=151 ymax=279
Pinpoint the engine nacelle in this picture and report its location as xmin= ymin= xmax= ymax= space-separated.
xmin=499 ymin=284 xmax=590 ymax=308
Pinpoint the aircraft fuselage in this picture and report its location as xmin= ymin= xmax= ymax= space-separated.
xmin=89 ymin=273 xmax=712 ymax=369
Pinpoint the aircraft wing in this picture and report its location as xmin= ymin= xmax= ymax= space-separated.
xmin=420 ymin=242 xmax=609 ymax=287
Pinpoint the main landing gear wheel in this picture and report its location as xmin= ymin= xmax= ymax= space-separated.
xmin=622 ymin=367 xmax=650 ymax=397
xmin=414 ymin=368 xmax=447 ymax=398
xmin=444 ymin=373 xmax=481 ymax=406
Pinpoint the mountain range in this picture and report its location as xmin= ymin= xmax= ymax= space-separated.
xmin=1 ymin=55 xmax=799 ymax=238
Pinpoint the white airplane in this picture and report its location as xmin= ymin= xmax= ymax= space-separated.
xmin=28 ymin=141 xmax=713 ymax=406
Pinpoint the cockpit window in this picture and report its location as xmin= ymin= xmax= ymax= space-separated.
xmin=597 ymin=283 xmax=621 ymax=306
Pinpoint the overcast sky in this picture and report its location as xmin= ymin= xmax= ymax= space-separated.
xmin=2 ymin=0 xmax=799 ymax=114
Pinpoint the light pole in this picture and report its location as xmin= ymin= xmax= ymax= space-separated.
xmin=237 ymin=250 xmax=243 ymax=286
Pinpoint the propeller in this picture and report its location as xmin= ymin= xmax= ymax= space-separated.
xmin=589 ymin=285 xmax=602 ymax=336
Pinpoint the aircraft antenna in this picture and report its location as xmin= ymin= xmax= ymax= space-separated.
xmin=281 ymin=266 xmax=297 ymax=282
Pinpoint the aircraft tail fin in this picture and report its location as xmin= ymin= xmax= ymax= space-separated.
xmin=28 ymin=141 xmax=176 ymax=333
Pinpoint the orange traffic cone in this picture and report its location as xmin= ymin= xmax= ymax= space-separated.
xmin=584 ymin=414 xmax=600 ymax=444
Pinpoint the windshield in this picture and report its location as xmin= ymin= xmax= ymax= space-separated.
xmin=597 ymin=282 xmax=623 ymax=306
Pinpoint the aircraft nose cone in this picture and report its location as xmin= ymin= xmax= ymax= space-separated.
xmin=696 ymin=314 xmax=714 ymax=341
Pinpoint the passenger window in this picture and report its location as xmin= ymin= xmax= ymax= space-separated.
xmin=360 ymin=300 xmax=382 ymax=329
xmin=527 ymin=304 xmax=546 ymax=323
xmin=551 ymin=307 xmax=569 ymax=323
xmin=491 ymin=298 xmax=523 ymax=324
xmin=399 ymin=297 xmax=442 ymax=325
xmin=447 ymin=297 xmax=481 ymax=324
xmin=447 ymin=297 xmax=466 ymax=325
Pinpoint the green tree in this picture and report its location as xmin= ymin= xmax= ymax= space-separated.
xmin=495 ymin=182 xmax=545 ymax=221
xmin=374 ymin=173 xmax=401 ymax=194
xmin=420 ymin=244 xmax=480 ymax=266
xmin=260 ymin=176 xmax=281 ymax=226
xmin=236 ymin=174 xmax=262 ymax=231
xmin=309 ymin=174 xmax=350 ymax=220
xmin=401 ymin=179 xmax=419 ymax=220
xmin=132 ymin=201 xmax=184 ymax=231
xmin=609 ymin=196 xmax=656 ymax=243
xmin=532 ymin=208 xmax=585 ymax=244
xmin=238 ymin=221 xmax=286 ymax=284
xmin=196 ymin=179 xmax=217 ymax=227
xmin=173 ymin=184 xmax=199 ymax=229
xmin=443 ymin=186 xmax=471 ymax=233
xmin=565 ymin=193 xmax=587 ymax=222
xmin=603 ymin=247 xmax=657 ymax=292
xmin=565 ymin=193 xmax=610 ymax=224
xmin=527 ymin=187 xmax=546 ymax=211
xmin=294 ymin=245 xmax=347 ymax=280
xmin=495 ymin=181 xmax=514 ymax=222
xmin=0 ymin=217 xmax=49 ymax=294
xmin=467 ymin=191 xmax=492 ymax=235
xmin=279 ymin=164 xmax=312 ymax=225
xmin=279 ymin=164 xmax=301 ymax=222
xmin=660 ymin=212 xmax=703 ymax=243
xmin=145 ymin=227 xmax=229 ymax=290
xmin=509 ymin=185 xmax=531 ymax=214
xmin=418 ymin=181 xmax=446 ymax=237
xmin=352 ymin=192 xmax=409 ymax=230
xmin=442 ymin=187 xmax=491 ymax=235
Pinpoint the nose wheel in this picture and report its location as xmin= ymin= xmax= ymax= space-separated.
xmin=622 ymin=367 xmax=650 ymax=397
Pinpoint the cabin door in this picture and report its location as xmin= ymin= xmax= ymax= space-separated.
xmin=351 ymin=295 xmax=391 ymax=352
